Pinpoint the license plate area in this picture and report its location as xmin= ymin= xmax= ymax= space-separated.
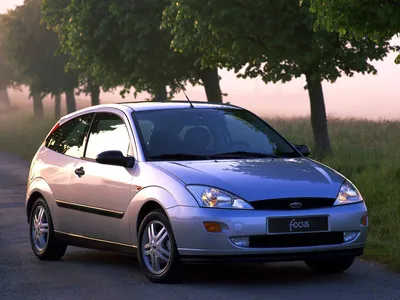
xmin=267 ymin=216 xmax=329 ymax=234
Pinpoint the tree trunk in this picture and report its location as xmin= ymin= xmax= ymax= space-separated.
xmin=153 ymin=86 xmax=167 ymax=102
xmin=54 ymin=92 xmax=61 ymax=119
xmin=199 ymin=68 xmax=223 ymax=103
xmin=0 ymin=88 xmax=10 ymax=107
xmin=305 ymin=73 xmax=331 ymax=159
xmin=88 ymin=78 xmax=100 ymax=106
xmin=65 ymin=88 xmax=76 ymax=114
xmin=32 ymin=92 xmax=44 ymax=118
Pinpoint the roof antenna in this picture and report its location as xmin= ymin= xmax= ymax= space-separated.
xmin=180 ymin=85 xmax=194 ymax=108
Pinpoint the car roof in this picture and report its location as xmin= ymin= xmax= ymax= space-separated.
xmin=120 ymin=100 xmax=239 ymax=111
xmin=59 ymin=100 xmax=241 ymax=124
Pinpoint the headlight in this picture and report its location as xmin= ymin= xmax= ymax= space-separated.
xmin=186 ymin=185 xmax=253 ymax=209
xmin=334 ymin=180 xmax=363 ymax=205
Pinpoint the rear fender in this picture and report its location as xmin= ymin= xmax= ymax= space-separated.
xmin=26 ymin=178 xmax=59 ymax=226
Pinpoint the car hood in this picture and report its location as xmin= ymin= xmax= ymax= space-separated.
xmin=151 ymin=158 xmax=345 ymax=201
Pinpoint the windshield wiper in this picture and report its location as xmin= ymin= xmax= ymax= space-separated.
xmin=148 ymin=153 xmax=209 ymax=161
xmin=209 ymin=151 xmax=278 ymax=159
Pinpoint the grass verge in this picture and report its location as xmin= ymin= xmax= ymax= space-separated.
xmin=1 ymin=107 xmax=399 ymax=272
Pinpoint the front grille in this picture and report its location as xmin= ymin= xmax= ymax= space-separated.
xmin=249 ymin=232 xmax=344 ymax=248
xmin=250 ymin=198 xmax=336 ymax=210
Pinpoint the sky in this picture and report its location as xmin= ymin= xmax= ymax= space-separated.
xmin=1 ymin=0 xmax=399 ymax=120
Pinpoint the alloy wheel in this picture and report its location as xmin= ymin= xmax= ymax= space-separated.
xmin=31 ymin=206 xmax=49 ymax=252
xmin=141 ymin=220 xmax=171 ymax=275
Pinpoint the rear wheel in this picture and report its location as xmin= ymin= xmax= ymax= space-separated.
xmin=137 ymin=209 xmax=181 ymax=283
xmin=29 ymin=198 xmax=67 ymax=260
xmin=305 ymin=256 xmax=356 ymax=274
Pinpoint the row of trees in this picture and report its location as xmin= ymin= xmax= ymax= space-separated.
xmin=0 ymin=0 xmax=101 ymax=118
xmin=0 ymin=0 xmax=398 ymax=158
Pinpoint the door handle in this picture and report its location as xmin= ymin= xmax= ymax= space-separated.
xmin=74 ymin=167 xmax=85 ymax=177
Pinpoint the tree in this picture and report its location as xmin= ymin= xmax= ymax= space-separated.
xmin=308 ymin=0 xmax=400 ymax=63
xmin=163 ymin=0 xmax=395 ymax=158
xmin=42 ymin=0 xmax=224 ymax=103
xmin=1 ymin=0 xmax=79 ymax=117
xmin=86 ymin=78 xmax=101 ymax=106
xmin=0 ymin=14 xmax=19 ymax=108
xmin=0 ymin=46 xmax=11 ymax=108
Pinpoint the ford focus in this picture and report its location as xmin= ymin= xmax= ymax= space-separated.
xmin=25 ymin=101 xmax=368 ymax=283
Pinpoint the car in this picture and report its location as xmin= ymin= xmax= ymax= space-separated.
xmin=26 ymin=100 xmax=368 ymax=283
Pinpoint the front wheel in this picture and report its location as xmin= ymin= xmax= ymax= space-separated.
xmin=305 ymin=256 xmax=356 ymax=274
xmin=137 ymin=209 xmax=182 ymax=283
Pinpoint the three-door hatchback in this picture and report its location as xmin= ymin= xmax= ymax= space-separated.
xmin=26 ymin=101 xmax=368 ymax=282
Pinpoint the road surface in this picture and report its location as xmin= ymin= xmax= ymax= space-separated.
xmin=1 ymin=152 xmax=399 ymax=300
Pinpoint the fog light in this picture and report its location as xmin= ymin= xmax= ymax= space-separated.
xmin=343 ymin=231 xmax=358 ymax=242
xmin=203 ymin=222 xmax=222 ymax=233
xmin=230 ymin=236 xmax=250 ymax=247
xmin=361 ymin=215 xmax=368 ymax=227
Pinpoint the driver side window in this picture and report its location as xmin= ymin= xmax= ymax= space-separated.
xmin=85 ymin=112 xmax=131 ymax=160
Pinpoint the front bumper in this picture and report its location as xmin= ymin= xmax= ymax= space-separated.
xmin=166 ymin=202 xmax=368 ymax=259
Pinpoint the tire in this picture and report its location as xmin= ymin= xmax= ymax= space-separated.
xmin=29 ymin=198 xmax=67 ymax=260
xmin=137 ymin=209 xmax=182 ymax=283
xmin=305 ymin=256 xmax=356 ymax=274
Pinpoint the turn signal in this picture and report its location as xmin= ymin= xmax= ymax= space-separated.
xmin=361 ymin=215 xmax=368 ymax=227
xmin=203 ymin=221 xmax=222 ymax=233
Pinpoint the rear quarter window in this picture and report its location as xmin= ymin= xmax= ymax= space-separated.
xmin=45 ymin=113 xmax=93 ymax=158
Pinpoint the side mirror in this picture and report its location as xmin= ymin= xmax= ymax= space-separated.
xmin=295 ymin=145 xmax=311 ymax=157
xmin=96 ymin=150 xmax=135 ymax=168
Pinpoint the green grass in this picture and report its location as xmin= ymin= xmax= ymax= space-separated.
xmin=1 ymin=107 xmax=399 ymax=272
xmin=0 ymin=108 xmax=57 ymax=160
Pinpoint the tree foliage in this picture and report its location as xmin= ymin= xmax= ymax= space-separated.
xmin=42 ymin=0 xmax=208 ymax=100
xmin=163 ymin=0 xmax=395 ymax=157
xmin=165 ymin=0 xmax=393 ymax=85
xmin=308 ymin=0 xmax=400 ymax=63
xmin=1 ymin=0 xmax=79 ymax=115
xmin=0 ymin=15 xmax=18 ymax=89
xmin=0 ymin=14 xmax=21 ymax=107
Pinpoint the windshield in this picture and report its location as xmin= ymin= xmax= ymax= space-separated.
xmin=133 ymin=108 xmax=300 ymax=160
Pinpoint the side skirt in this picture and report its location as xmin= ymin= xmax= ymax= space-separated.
xmin=54 ymin=230 xmax=137 ymax=256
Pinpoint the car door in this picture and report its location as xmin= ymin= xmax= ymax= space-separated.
xmin=42 ymin=113 xmax=94 ymax=234
xmin=69 ymin=110 xmax=137 ymax=244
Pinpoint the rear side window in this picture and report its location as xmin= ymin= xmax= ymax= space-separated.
xmin=45 ymin=114 xmax=93 ymax=158
xmin=85 ymin=112 xmax=131 ymax=160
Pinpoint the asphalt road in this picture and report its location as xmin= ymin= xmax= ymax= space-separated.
xmin=1 ymin=152 xmax=400 ymax=300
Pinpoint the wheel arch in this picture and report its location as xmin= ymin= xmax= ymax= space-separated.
xmin=26 ymin=191 xmax=44 ymax=222
xmin=26 ymin=177 xmax=57 ymax=224
xmin=128 ymin=185 xmax=182 ymax=245
xmin=136 ymin=200 xmax=165 ymax=234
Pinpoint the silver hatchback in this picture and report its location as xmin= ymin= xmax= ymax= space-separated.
xmin=26 ymin=101 xmax=368 ymax=283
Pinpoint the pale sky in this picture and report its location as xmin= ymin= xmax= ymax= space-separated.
xmin=2 ymin=0 xmax=400 ymax=120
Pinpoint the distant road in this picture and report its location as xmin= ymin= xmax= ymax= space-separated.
xmin=1 ymin=152 xmax=400 ymax=300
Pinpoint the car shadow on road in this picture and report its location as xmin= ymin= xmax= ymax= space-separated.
xmin=63 ymin=248 xmax=349 ymax=286
xmin=181 ymin=263 xmax=344 ymax=285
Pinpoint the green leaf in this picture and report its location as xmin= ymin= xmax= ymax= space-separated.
xmin=395 ymin=54 xmax=400 ymax=65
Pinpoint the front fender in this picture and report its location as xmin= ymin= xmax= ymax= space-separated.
xmin=127 ymin=185 xmax=194 ymax=245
